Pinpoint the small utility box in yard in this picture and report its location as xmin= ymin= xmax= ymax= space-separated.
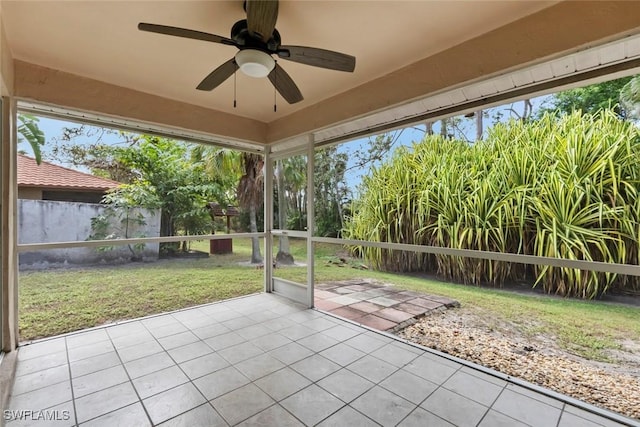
xmin=210 ymin=238 xmax=233 ymax=254
xmin=207 ymin=203 xmax=239 ymax=255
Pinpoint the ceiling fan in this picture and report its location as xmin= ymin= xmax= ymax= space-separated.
xmin=138 ymin=0 xmax=356 ymax=105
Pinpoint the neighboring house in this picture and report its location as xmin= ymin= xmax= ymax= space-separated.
xmin=17 ymin=154 xmax=119 ymax=203
xmin=17 ymin=155 xmax=161 ymax=267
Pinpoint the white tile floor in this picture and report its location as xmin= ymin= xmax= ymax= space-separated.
xmin=6 ymin=293 xmax=637 ymax=427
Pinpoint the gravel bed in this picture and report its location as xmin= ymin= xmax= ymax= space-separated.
xmin=398 ymin=308 xmax=640 ymax=420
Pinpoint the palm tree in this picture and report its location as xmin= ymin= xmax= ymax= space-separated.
xmin=191 ymin=144 xmax=241 ymax=202
xmin=193 ymin=146 xmax=265 ymax=263
xmin=17 ymin=114 xmax=45 ymax=164
xmin=275 ymin=159 xmax=292 ymax=263
xmin=237 ymin=153 xmax=264 ymax=264
xmin=275 ymin=156 xmax=308 ymax=264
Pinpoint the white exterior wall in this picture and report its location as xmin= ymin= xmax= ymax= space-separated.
xmin=18 ymin=199 xmax=161 ymax=267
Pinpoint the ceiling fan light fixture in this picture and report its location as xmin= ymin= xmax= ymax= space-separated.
xmin=235 ymin=49 xmax=275 ymax=78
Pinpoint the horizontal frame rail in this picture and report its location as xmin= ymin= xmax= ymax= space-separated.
xmin=17 ymin=233 xmax=265 ymax=252
xmin=20 ymin=232 xmax=640 ymax=276
xmin=312 ymin=237 xmax=640 ymax=277
xmin=271 ymin=230 xmax=308 ymax=238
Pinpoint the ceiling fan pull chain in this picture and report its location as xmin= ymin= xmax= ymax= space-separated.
xmin=233 ymin=64 xmax=237 ymax=108
xmin=274 ymin=61 xmax=277 ymax=112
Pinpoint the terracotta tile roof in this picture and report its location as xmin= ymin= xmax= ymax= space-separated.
xmin=17 ymin=154 xmax=120 ymax=191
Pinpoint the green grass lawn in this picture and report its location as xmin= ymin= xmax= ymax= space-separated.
xmin=19 ymin=239 xmax=264 ymax=340
xmin=309 ymin=243 xmax=640 ymax=361
xmin=19 ymin=238 xmax=640 ymax=363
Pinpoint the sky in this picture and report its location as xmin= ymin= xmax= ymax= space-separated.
xmin=19 ymin=116 xmax=124 ymax=159
xmin=336 ymin=95 xmax=550 ymax=193
xmin=19 ymin=95 xmax=550 ymax=194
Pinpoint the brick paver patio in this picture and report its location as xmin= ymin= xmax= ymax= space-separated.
xmin=314 ymin=279 xmax=459 ymax=332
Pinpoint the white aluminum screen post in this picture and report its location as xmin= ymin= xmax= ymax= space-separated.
xmin=1 ymin=97 xmax=19 ymax=351
xmin=0 ymin=97 xmax=3 ymax=349
xmin=306 ymin=134 xmax=315 ymax=308
xmin=10 ymin=98 xmax=18 ymax=350
xmin=263 ymin=148 xmax=274 ymax=292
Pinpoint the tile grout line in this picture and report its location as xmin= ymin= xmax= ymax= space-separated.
xmin=305 ymin=324 xmax=437 ymax=426
xmin=390 ymin=354 xmax=461 ymax=427
xmin=324 ymin=337 xmax=405 ymax=424
xmin=274 ymin=345 xmax=360 ymax=426
xmin=556 ymin=402 xmax=566 ymax=427
xmin=63 ymin=304 xmax=444 ymax=426
xmin=62 ymin=312 xmax=213 ymax=425
xmin=10 ymin=294 xmax=635 ymax=427
xmin=16 ymin=298 xmax=378 ymax=425
xmin=207 ymin=308 xmax=356 ymax=425
xmin=315 ymin=303 xmax=637 ymax=426
xmin=161 ymin=300 xmax=324 ymax=425
xmin=277 ymin=332 xmax=372 ymax=424
xmin=307 ymin=356 xmax=382 ymax=426
xmin=64 ymin=336 xmax=80 ymax=427
xmin=103 ymin=321 xmax=155 ymax=427
xmin=208 ymin=304 xmax=336 ymax=425
xmin=143 ymin=307 xmax=246 ymax=425
xmin=9 ymin=362 xmax=69 ymax=398
xmin=473 ymin=382 xmax=511 ymax=427
xmin=63 ymin=328 xmax=151 ymax=425
xmin=137 ymin=309 xmax=229 ymax=425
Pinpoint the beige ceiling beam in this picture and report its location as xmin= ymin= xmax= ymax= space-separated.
xmin=13 ymin=61 xmax=267 ymax=145
xmin=267 ymin=1 xmax=640 ymax=143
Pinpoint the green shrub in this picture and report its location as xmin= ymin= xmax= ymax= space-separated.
xmin=345 ymin=111 xmax=640 ymax=298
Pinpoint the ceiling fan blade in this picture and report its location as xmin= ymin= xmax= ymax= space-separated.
xmin=278 ymin=46 xmax=355 ymax=72
xmin=246 ymin=0 xmax=279 ymax=43
xmin=197 ymin=58 xmax=237 ymax=91
xmin=268 ymin=63 xmax=303 ymax=104
xmin=138 ymin=23 xmax=235 ymax=46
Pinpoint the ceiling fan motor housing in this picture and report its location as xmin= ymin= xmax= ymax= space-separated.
xmin=231 ymin=19 xmax=281 ymax=52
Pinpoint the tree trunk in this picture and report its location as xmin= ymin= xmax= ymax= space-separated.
xmin=333 ymin=178 xmax=344 ymax=231
xmin=425 ymin=121 xmax=434 ymax=135
xmin=475 ymin=110 xmax=483 ymax=141
xmin=160 ymin=212 xmax=172 ymax=237
xmin=249 ymin=204 xmax=263 ymax=264
xmin=160 ymin=211 xmax=179 ymax=254
xmin=276 ymin=161 xmax=293 ymax=264
xmin=522 ymin=99 xmax=533 ymax=121
xmin=440 ymin=119 xmax=448 ymax=138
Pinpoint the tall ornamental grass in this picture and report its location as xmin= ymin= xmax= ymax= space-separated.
xmin=345 ymin=111 xmax=640 ymax=298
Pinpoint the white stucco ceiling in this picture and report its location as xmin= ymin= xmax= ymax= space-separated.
xmin=2 ymin=1 xmax=556 ymax=123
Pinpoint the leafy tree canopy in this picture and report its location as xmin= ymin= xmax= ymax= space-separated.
xmin=539 ymin=76 xmax=634 ymax=118
xmin=315 ymin=147 xmax=349 ymax=237
xmin=620 ymin=75 xmax=640 ymax=119
xmin=56 ymin=134 xmax=230 ymax=251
